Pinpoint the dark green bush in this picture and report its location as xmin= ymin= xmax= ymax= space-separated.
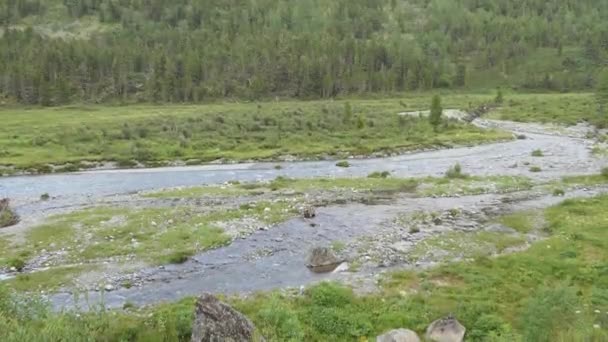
xmin=336 ymin=161 xmax=350 ymax=168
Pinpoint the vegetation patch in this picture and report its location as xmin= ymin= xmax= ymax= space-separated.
xmin=531 ymin=149 xmax=544 ymax=157
xmin=5 ymin=266 xmax=88 ymax=292
xmin=444 ymin=163 xmax=468 ymax=179
xmin=496 ymin=211 xmax=541 ymax=234
xmin=408 ymin=231 xmax=526 ymax=263
xmin=0 ymin=98 xmax=511 ymax=174
xmin=417 ymin=176 xmax=533 ymax=197
xmin=2 ymin=202 xmax=298 ymax=275
xmin=0 ymin=199 xmax=19 ymax=228
xmin=335 ymin=161 xmax=351 ymax=168
xmin=1 ymin=195 xmax=608 ymax=340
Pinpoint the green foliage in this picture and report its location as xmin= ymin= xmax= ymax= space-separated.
xmin=490 ymin=93 xmax=607 ymax=127
xmin=445 ymin=163 xmax=467 ymax=179
xmin=602 ymin=167 xmax=608 ymax=178
xmin=529 ymin=166 xmax=542 ymax=172
xmin=520 ymin=287 xmax=579 ymax=342
xmin=553 ymin=188 xmax=565 ymax=197
xmin=40 ymin=193 xmax=50 ymax=201
xmin=2 ymin=0 xmax=608 ymax=104
xmin=0 ymin=200 xmax=19 ymax=228
xmin=495 ymin=88 xmax=504 ymax=104
xmin=0 ymin=98 xmax=511 ymax=173
xmin=7 ymin=258 xmax=25 ymax=272
xmin=429 ymin=95 xmax=443 ymax=130
xmin=531 ymin=149 xmax=544 ymax=157
xmin=367 ymin=171 xmax=391 ymax=179
xmin=3 ymin=195 xmax=608 ymax=340
xmin=335 ymin=161 xmax=350 ymax=168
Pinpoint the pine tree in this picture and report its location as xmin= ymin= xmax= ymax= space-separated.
xmin=429 ymin=94 xmax=442 ymax=131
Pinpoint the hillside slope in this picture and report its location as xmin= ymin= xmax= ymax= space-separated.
xmin=1 ymin=0 xmax=607 ymax=105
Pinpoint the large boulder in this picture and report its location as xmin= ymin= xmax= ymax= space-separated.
xmin=191 ymin=293 xmax=262 ymax=342
xmin=425 ymin=315 xmax=466 ymax=342
xmin=376 ymin=328 xmax=421 ymax=342
xmin=306 ymin=247 xmax=341 ymax=273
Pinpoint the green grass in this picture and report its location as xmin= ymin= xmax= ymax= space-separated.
xmin=561 ymin=173 xmax=608 ymax=186
xmin=531 ymin=149 xmax=544 ymax=157
xmin=2 ymin=202 xmax=298 ymax=273
xmin=145 ymin=176 xmax=420 ymax=199
xmin=0 ymin=95 xmax=514 ymax=173
xmin=146 ymin=175 xmax=534 ymax=200
xmin=408 ymin=231 xmax=526 ymax=262
xmin=1 ymin=195 xmax=608 ymax=340
xmin=496 ymin=211 xmax=540 ymax=234
xmin=417 ymin=175 xmax=533 ymax=197
xmin=5 ymin=266 xmax=87 ymax=292
xmin=488 ymin=93 xmax=607 ymax=127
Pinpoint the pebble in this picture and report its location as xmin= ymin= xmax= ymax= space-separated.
xmin=104 ymin=284 xmax=114 ymax=292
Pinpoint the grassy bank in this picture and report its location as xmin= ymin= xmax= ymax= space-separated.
xmin=0 ymin=94 xmax=515 ymax=174
xmin=145 ymin=174 xmax=534 ymax=199
xmin=1 ymin=193 xmax=607 ymax=341
xmin=487 ymin=93 xmax=606 ymax=127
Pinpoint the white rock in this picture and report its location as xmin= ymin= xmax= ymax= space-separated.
xmin=104 ymin=284 xmax=114 ymax=292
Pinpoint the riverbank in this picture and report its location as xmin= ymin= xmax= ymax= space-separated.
xmin=4 ymin=93 xmax=597 ymax=176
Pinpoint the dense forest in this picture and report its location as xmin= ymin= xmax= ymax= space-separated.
xmin=1 ymin=0 xmax=607 ymax=105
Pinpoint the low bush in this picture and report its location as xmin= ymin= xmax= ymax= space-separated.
xmin=367 ymin=171 xmax=390 ymax=178
xmin=336 ymin=161 xmax=350 ymax=168
xmin=445 ymin=163 xmax=468 ymax=179
xmin=529 ymin=166 xmax=542 ymax=173
xmin=0 ymin=199 xmax=19 ymax=228
xmin=531 ymin=149 xmax=544 ymax=157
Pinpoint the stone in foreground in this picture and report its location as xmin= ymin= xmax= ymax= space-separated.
xmin=306 ymin=246 xmax=342 ymax=273
xmin=425 ymin=315 xmax=466 ymax=342
xmin=191 ymin=293 xmax=262 ymax=342
xmin=376 ymin=328 xmax=421 ymax=342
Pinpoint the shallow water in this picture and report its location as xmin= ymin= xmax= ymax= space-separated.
xmin=0 ymin=119 xmax=606 ymax=309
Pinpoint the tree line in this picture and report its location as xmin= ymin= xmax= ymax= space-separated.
xmin=1 ymin=0 xmax=607 ymax=105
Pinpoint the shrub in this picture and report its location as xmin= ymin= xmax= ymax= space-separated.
xmin=531 ymin=149 xmax=544 ymax=157
xmin=495 ymin=87 xmax=504 ymax=104
xmin=409 ymin=226 xmax=420 ymax=234
xmin=602 ymin=167 xmax=608 ymax=178
xmin=529 ymin=166 xmax=542 ymax=173
xmin=553 ymin=189 xmax=565 ymax=197
xmin=7 ymin=258 xmax=26 ymax=272
xmin=0 ymin=199 xmax=19 ymax=228
xmin=40 ymin=193 xmax=50 ymax=201
xmin=367 ymin=171 xmax=390 ymax=178
xmin=445 ymin=163 xmax=468 ymax=179
xmin=165 ymin=250 xmax=194 ymax=264
xmin=336 ymin=161 xmax=350 ymax=168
